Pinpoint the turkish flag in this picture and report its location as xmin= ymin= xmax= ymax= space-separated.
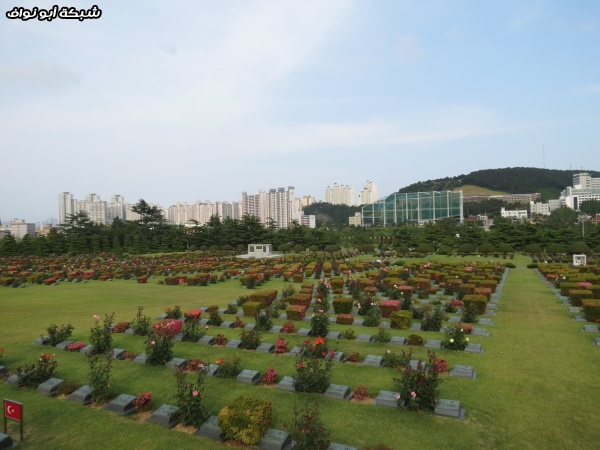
xmin=4 ymin=399 xmax=22 ymax=422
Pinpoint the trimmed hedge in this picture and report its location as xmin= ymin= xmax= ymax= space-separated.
xmin=582 ymin=299 xmax=600 ymax=322
xmin=242 ymin=301 xmax=262 ymax=317
xmin=332 ymin=297 xmax=354 ymax=314
xmin=336 ymin=314 xmax=354 ymax=325
xmin=390 ymin=310 xmax=412 ymax=330
xmin=289 ymin=293 xmax=312 ymax=308
xmin=462 ymin=294 xmax=488 ymax=315
xmin=379 ymin=300 xmax=401 ymax=318
xmin=569 ymin=290 xmax=593 ymax=307
xmin=286 ymin=305 xmax=306 ymax=321
xmin=249 ymin=289 xmax=278 ymax=307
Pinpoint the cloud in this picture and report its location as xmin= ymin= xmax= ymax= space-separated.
xmin=577 ymin=84 xmax=600 ymax=95
xmin=0 ymin=60 xmax=80 ymax=90
xmin=507 ymin=1 xmax=546 ymax=29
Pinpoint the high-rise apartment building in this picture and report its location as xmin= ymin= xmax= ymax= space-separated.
xmin=325 ymin=183 xmax=355 ymax=206
xmin=358 ymin=181 xmax=378 ymax=205
xmin=241 ymin=187 xmax=301 ymax=229
xmin=10 ymin=219 xmax=36 ymax=239
xmin=76 ymin=193 xmax=107 ymax=224
xmin=58 ymin=192 xmax=76 ymax=225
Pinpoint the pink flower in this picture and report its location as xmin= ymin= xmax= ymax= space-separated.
xmin=192 ymin=390 xmax=198 ymax=396
xmin=205 ymin=325 xmax=209 ymax=329
xmin=411 ymin=391 xmax=417 ymax=398
xmin=396 ymin=394 xmax=401 ymax=400
xmin=386 ymin=350 xmax=390 ymax=354
xmin=93 ymin=315 xmax=100 ymax=320
xmin=150 ymin=340 xmax=155 ymax=345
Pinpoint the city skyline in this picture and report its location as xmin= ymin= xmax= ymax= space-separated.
xmin=1 ymin=1 xmax=599 ymax=223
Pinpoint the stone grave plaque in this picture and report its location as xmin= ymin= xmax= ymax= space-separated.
xmin=217 ymin=308 xmax=227 ymax=314
xmin=173 ymin=333 xmax=183 ymax=341
xmin=483 ymin=311 xmax=495 ymax=316
xmin=124 ymin=328 xmax=134 ymax=335
xmin=561 ymin=301 xmax=572 ymax=306
xmin=327 ymin=317 xmax=337 ymax=324
xmin=435 ymin=398 xmax=464 ymax=419
xmin=145 ymin=404 xmax=180 ymax=428
xmin=297 ymin=328 xmax=310 ymax=336
xmin=112 ymin=348 xmax=126 ymax=360
xmin=236 ymin=311 xmax=245 ymax=317
xmin=220 ymin=321 xmax=234 ymax=328
xmin=324 ymin=383 xmax=353 ymax=401
xmin=568 ymin=307 xmax=581 ymax=313
xmin=472 ymin=328 xmax=489 ymax=337
xmin=276 ymin=376 xmax=296 ymax=392
xmin=258 ymin=428 xmax=293 ymax=450
xmin=197 ymin=335 xmax=215 ymax=345
xmin=156 ymin=313 xmax=167 ymax=320
xmin=166 ymin=358 xmax=187 ymax=370
xmin=362 ymin=355 xmax=383 ymax=367
xmin=373 ymin=390 xmax=400 ymax=408
xmin=447 ymin=316 xmax=461 ymax=323
xmin=196 ymin=415 xmax=224 ymax=441
xmin=487 ymin=303 xmax=497 ymax=309
xmin=302 ymin=316 xmax=312 ymax=322
xmin=244 ymin=323 xmax=256 ymax=331
xmin=327 ymin=308 xmax=335 ymax=315
xmin=37 ymin=377 xmax=64 ymax=396
xmin=133 ymin=353 xmax=147 ymax=364
xmin=225 ymin=339 xmax=242 ymax=349
xmin=425 ymin=339 xmax=442 ymax=349
xmin=380 ymin=321 xmax=390 ymax=329
xmin=104 ymin=394 xmax=136 ymax=415
xmin=409 ymin=323 xmax=422 ymax=331
xmin=55 ymin=340 xmax=74 ymax=350
xmin=5 ymin=374 xmax=19 ymax=385
xmin=0 ymin=433 xmax=15 ymax=449
xmin=595 ymin=338 xmax=600 ymax=346
xmin=326 ymin=331 xmax=342 ymax=340
xmin=256 ymin=343 xmax=275 ymax=354
xmin=199 ymin=306 xmax=208 ymax=312
xmin=278 ymin=314 xmax=287 ymax=320
xmin=409 ymin=359 xmax=425 ymax=370
xmin=271 ymin=325 xmax=283 ymax=333
xmin=80 ymin=344 xmax=93 ymax=355
xmin=478 ymin=318 xmax=493 ymax=326
xmin=199 ymin=318 xmax=209 ymax=326
xmin=465 ymin=343 xmax=483 ymax=353
xmin=68 ymin=385 xmax=93 ymax=405
xmin=353 ymin=319 xmax=364 ymax=326
xmin=390 ymin=336 xmax=406 ymax=345
xmin=355 ymin=334 xmax=373 ymax=343
xmin=328 ymin=444 xmax=358 ymax=450
xmin=582 ymin=325 xmax=599 ymax=333
xmin=574 ymin=315 xmax=587 ymax=322
xmin=288 ymin=347 xmax=301 ymax=357
xmin=449 ymin=365 xmax=475 ymax=379
xmin=332 ymin=351 xmax=346 ymax=363
xmin=207 ymin=364 xmax=220 ymax=377
xmin=33 ymin=336 xmax=49 ymax=345
xmin=236 ymin=369 xmax=260 ymax=385
xmin=0 ymin=366 xmax=7 ymax=376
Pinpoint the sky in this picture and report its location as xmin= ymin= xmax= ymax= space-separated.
xmin=1 ymin=0 xmax=599 ymax=224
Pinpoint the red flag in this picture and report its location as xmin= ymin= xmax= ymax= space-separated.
xmin=4 ymin=399 xmax=22 ymax=422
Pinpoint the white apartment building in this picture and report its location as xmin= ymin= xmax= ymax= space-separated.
xmin=349 ymin=212 xmax=362 ymax=226
xmin=58 ymin=192 xmax=76 ymax=225
xmin=325 ymin=183 xmax=355 ymax=206
xmin=560 ymin=173 xmax=600 ymax=210
xmin=358 ymin=181 xmax=378 ymax=205
xmin=242 ymin=187 xmax=301 ymax=229
xmin=530 ymin=201 xmax=551 ymax=216
xmin=76 ymin=193 xmax=107 ymax=224
xmin=167 ymin=200 xmax=241 ymax=225
xmin=500 ymin=207 xmax=528 ymax=220
xmin=299 ymin=214 xmax=316 ymax=228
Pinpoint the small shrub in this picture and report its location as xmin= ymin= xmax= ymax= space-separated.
xmin=274 ymin=337 xmax=289 ymax=354
xmin=17 ymin=353 xmax=58 ymax=388
xmin=46 ymin=323 xmax=74 ymax=347
xmin=218 ymin=396 xmax=272 ymax=446
xmin=286 ymin=305 xmax=307 ymax=321
xmin=232 ymin=316 xmax=245 ymax=328
xmin=393 ymin=350 xmax=442 ymax=412
xmin=282 ymin=320 xmax=296 ymax=334
xmin=352 ymin=384 xmax=371 ymax=400
xmin=332 ymin=297 xmax=354 ymax=314
xmin=225 ymin=304 xmax=239 ymax=315
xmin=215 ymin=356 xmax=241 ymax=379
xmin=255 ymin=308 xmax=274 ymax=332
xmin=181 ymin=319 xmax=207 ymax=343
xmin=421 ymin=307 xmax=445 ymax=332
xmin=88 ymin=353 xmax=113 ymax=404
xmin=407 ymin=334 xmax=423 ymax=346
xmin=461 ymin=303 xmax=478 ymax=323
xmin=390 ymin=310 xmax=412 ymax=330
xmin=261 ymin=366 xmax=278 ymax=385
xmin=164 ymin=305 xmax=182 ymax=319
xmin=207 ymin=312 xmax=223 ymax=326
xmin=133 ymin=392 xmax=153 ymax=411
xmin=347 ymin=352 xmax=360 ymax=362
xmin=284 ymin=400 xmax=331 ymax=450
xmin=173 ymin=366 xmax=209 ymax=427
xmin=363 ymin=307 xmax=382 ymax=327
xmin=131 ymin=306 xmax=152 ymax=336
xmin=336 ymin=314 xmax=354 ymax=325
xmin=214 ymin=334 xmax=228 ymax=345
xmin=443 ymin=324 xmax=470 ymax=350
xmin=56 ymin=380 xmax=79 ymax=396
xmin=112 ymin=322 xmax=130 ymax=333
xmin=145 ymin=327 xmax=174 ymax=366
xmin=383 ymin=347 xmax=413 ymax=369
xmin=309 ymin=311 xmax=329 ymax=337
xmin=89 ymin=313 xmax=114 ymax=355
xmin=373 ymin=326 xmax=391 ymax=343
xmin=239 ymin=329 xmax=262 ymax=350
xmin=342 ymin=328 xmax=356 ymax=340
xmin=65 ymin=342 xmax=87 ymax=352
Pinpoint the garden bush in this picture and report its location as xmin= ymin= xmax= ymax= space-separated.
xmin=462 ymin=295 xmax=488 ymax=315
xmin=218 ymin=396 xmax=272 ymax=446
xmin=332 ymin=297 xmax=354 ymax=314
xmin=390 ymin=311 xmax=412 ymax=330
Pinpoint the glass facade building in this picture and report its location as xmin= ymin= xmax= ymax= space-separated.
xmin=362 ymin=191 xmax=463 ymax=226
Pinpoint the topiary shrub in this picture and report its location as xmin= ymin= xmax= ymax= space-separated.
xmin=390 ymin=311 xmax=412 ymax=330
xmin=286 ymin=305 xmax=306 ymax=321
xmin=218 ymin=396 xmax=272 ymax=445
xmin=407 ymin=334 xmax=423 ymax=346
xmin=462 ymin=295 xmax=488 ymax=315
xmin=332 ymin=297 xmax=354 ymax=314
xmin=582 ymin=299 xmax=600 ymax=322
xmin=569 ymin=289 xmax=593 ymax=307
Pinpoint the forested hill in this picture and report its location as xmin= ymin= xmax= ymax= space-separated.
xmin=397 ymin=167 xmax=600 ymax=198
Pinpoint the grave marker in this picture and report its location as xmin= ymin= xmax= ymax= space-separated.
xmin=326 ymin=331 xmax=342 ymax=340
xmin=132 ymin=353 xmax=147 ymax=364
xmin=464 ymin=343 xmax=483 ymax=353
xmin=68 ymin=385 xmax=93 ymax=405
xmin=145 ymin=404 xmax=180 ymax=428
xmin=197 ymin=336 xmax=215 ymax=346
xmin=288 ymin=347 xmax=301 ymax=357
xmin=434 ymin=398 xmax=465 ymax=419
xmin=36 ymin=378 xmax=64 ymax=397
xmin=55 ymin=340 xmax=74 ymax=350
xmin=449 ymin=365 xmax=476 ymax=379
xmin=276 ymin=376 xmax=296 ymax=392
xmin=103 ymin=394 xmax=136 ymax=415
xmin=390 ymin=336 xmax=406 ymax=345
xmin=324 ymin=384 xmax=353 ymax=401
xmin=244 ymin=323 xmax=256 ymax=331
xmin=373 ymin=390 xmax=400 ymax=408
xmin=297 ymin=328 xmax=310 ymax=337
xmin=270 ymin=325 xmax=283 ymax=333
xmin=236 ymin=369 xmax=260 ymax=385
xmin=165 ymin=358 xmax=187 ymax=370
xmin=220 ymin=321 xmax=234 ymax=328
xmin=256 ymin=343 xmax=275 ymax=354
xmin=257 ymin=428 xmax=293 ymax=450
xmin=225 ymin=339 xmax=242 ymax=349
xmin=582 ymin=325 xmax=599 ymax=333
xmin=112 ymin=348 xmax=126 ymax=360
xmin=425 ymin=339 xmax=442 ymax=349
xmin=206 ymin=364 xmax=220 ymax=377
xmin=332 ymin=351 xmax=346 ymax=363
xmin=195 ymin=415 xmax=224 ymax=441
xmin=355 ymin=334 xmax=373 ymax=343
xmin=362 ymin=355 xmax=383 ymax=367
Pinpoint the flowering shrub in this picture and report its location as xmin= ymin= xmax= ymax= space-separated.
xmin=187 ymin=358 xmax=206 ymax=373
xmin=421 ymin=307 xmax=445 ymax=332
xmin=215 ymin=356 xmax=241 ymax=379
xmin=65 ymin=342 xmax=87 ymax=352
xmin=130 ymin=306 xmax=152 ymax=336
xmin=123 ymin=351 xmax=137 ymax=360
xmin=89 ymin=313 xmax=114 ymax=355
xmin=373 ymin=326 xmax=391 ymax=343
xmin=232 ymin=316 xmax=246 ymax=328
xmin=302 ymin=337 xmax=329 ymax=359
xmin=352 ymin=384 xmax=371 ymax=400
xmin=17 ymin=353 xmax=58 ymax=388
xmin=286 ymin=305 xmax=307 ymax=321
xmin=282 ymin=320 xmax=296 ymax=334
xmin=214 ymin=334 xmax=228 ymax=345
xmin=309 ymin=311 xmax=329 ymax=337
xmin=284 ymin=400 xmax=330 ymax=450
xmin=433 ymin=358 xmax=448 ymax=373
xmin=153 ymin=319 xmax=182 ymax=339
xmin=274 ymin=337 xmax=289 ymax=354
xmin=173 ymin=366 xmax=209 ymax=427
xmin=393 ymin=351 xmax=442 ymax=412
xmin=133 ymin=392 xmax=153 ymax=411
xmin=336 ymin=314 xmax=354 ymax=325
xmin=181 ymin=316 xmax=207 ymax=342
xmin=184 ymin=309 xmax=202 ymax=321
xmin=443 ymin=324 xmax=470 ymax=350
xmin=89 ymin=353 xmax=113 ymax=404
xmin=164 ymin=305 xmax=182 ymax=319
xmin=112 ymin=322 xmax=130 ymax=333
xmin=293 ymin=356 xmax=334 ymax=393
xmin=46 ymin=323 xmax=74 ymax=347
xmin=261 ymin=366 xmax=278 ymax=384
xmin=0 ymin=348 xmax=6 ymax=358
xmin=383 ymin=347 xmax=412 ymax=369
xmin=239 ymin=329 xmax=262 ymax=350
xmin=145 ymin=330 xmax=174 ymax=366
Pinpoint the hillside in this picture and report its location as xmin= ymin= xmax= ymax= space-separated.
xmin=397 ymin=167 xmax=600 ymax=200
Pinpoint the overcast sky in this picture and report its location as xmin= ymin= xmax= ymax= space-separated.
xmin=1 ymin=0 xmax=599 ymax=224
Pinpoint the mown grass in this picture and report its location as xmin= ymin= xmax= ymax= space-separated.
xmin=1 ymin=254 xmax=600 ymax=449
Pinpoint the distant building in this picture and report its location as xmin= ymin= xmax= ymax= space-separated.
xmin=299 ymin=215 xmax=316 ymax=228
xmin=500 ymin=207 xmax=528 ymax=220
xmin=242 ymin=187 xmax=301 ymax=229
xmin=530 ymin=201 xmax=551 ymax=216
xmin=358 ymin=181 xmax=378 ymax=205
xmin=58 ymin=192 xmax=76 ymax=225
xmin=325 ymin=183 xmax=355 ymax=206
xmin=362 ymin=191 xmax=463 ymax=226
xmin=561 ymin=173 xmax=600 ymax=210
xmin=10 ymin=219 xmax=36 ymax=239
xmin=349 ymin=212 xmax=362 ymax=226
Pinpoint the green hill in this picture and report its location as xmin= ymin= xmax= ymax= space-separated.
xmin=397 ymin=167 xmax=600 ymax=200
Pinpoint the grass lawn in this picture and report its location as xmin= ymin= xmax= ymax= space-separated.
xmin=1 ymin=254 xmax=600 ymax=449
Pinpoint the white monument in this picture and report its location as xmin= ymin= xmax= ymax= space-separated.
xmin=247 ymin=244 xmax=273 ymax=257
xmin=572 ymin=254 xmax=587 ymax=266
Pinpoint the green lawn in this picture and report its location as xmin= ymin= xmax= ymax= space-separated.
xmin=1 ymin=255 xmax=600 ymax=449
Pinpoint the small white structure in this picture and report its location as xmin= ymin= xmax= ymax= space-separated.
xmin=247 ymin=244 xmax=273 ymax=257
xmin=573 ymin=254 xmax=587 ymax=266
